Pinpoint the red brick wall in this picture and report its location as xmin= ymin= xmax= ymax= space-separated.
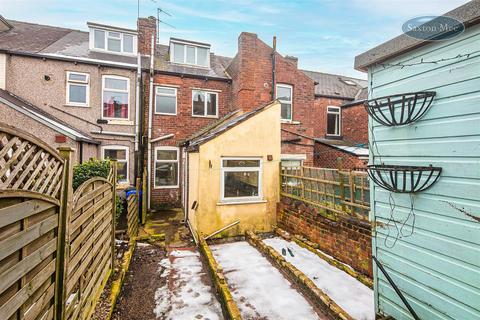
xmin=147 ymin=74 xmax=232 ymax=208
xmin=342 ymin=103 xmax=368 ymax=143
xmin=277 ymin=196 xmax=373 ymax=277
xmin=314 ymin=141 xmax=367 ymax=169
xmin=313 ymin=96 xmax=347 ymax=138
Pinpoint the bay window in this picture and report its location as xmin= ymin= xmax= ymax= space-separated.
xmin=221 ymin=158 xmax=262 ymax=202
xmin=66 ymin=72 xmax=89 ymax=106
xmin=102 ymin=146 xmax=129 ymax=183
xmin=327 ymin=106 xmax=341 ymax=136
xmin=102 ymin=75 xmax=129 ymax=120
xmin=155 ymin=87 xmax=177 ymax=115
xmin=192 ymin=90 xmax=218 ymax=117
xmin=155 ymin=147 xmax=179 ymax=188
xmin=276 ymin=84 xmax=293 ymax=121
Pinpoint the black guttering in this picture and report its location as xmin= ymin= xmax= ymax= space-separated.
xmin=341 ymin=99 xmax=366 ymax=108
xmin=314 ymin=93 xmax=354 ymax=100
xmin=0 ymin=49 xmax=138 ymax=70
xmin=143 ymin=68 xmax=232 ymax=82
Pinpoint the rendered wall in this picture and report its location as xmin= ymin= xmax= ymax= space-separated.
xmin=189 ymin=102 xmax=281 ymax=237
xmin=369 ymin=24 xmax=480 ymax=320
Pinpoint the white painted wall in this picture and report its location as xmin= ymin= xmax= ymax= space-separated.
xmin=0 ymin=53 xmax=6 ymax=89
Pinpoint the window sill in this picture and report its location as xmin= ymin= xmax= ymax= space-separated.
xmin=64 ymin=104 xmax=89 ymax=108
xmin=281 ymin=120 xmax=301 ymax=125
xmin=324 ymin=134 xmax=343 ymax=140
xmin=155 ymin=112 xmax=177 ymax=116
xmin=192 ymin=115 xmax=219 ymax=119
xmin=217 ymin=199 xmax=267 ymax=206
xmin=153 ymin=185 xmax=179 ymax=189
xmin=105 ymin=119 xmax=134 ymax=125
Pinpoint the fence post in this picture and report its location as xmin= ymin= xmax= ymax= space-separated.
xmin=110 ymin=160 xmax=117 ymax=269
xmin=336 ymin=158 xmax=347 ymax=212
xmin=54 ymin=147 xmax=74 ymax=320
xmin=142 ymin=168 xmax=147 ymax=224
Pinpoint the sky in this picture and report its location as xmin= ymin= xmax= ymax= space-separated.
xmin=0 ymin=0 xmax=471 ymax=79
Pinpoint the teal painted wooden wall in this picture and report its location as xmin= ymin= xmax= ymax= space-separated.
xmin=368 ymin=24 xmax=480 ymax=320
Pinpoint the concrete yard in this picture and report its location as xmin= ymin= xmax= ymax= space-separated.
xmin=211 ymin=241 xmax=327 ymax=320
xmin=264 ymin=237 xmax=375 ymax=320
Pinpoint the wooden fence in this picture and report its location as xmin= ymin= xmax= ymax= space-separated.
xmin=280 ymin=165 xmax=370 ymax=220
xmin=126 ymin=192 xmax=139 ymax=240
xmin=0 ymin=124 xmax=139 ymax=320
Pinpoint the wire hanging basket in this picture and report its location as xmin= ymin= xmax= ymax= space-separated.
xmin=367 ymin=164 xmax=442 ymax=193
xmin=364 ymin=91 xmax=436 ymax=126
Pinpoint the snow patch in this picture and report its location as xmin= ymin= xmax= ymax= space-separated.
xmin=264 ymin=238 xmax=375 ymax=320
xmin=154 ymin=249 xmax=222 ymax=320
xmin=211 ymin=241 xmax=321 ymax=320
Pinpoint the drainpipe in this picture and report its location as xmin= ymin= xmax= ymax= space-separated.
xmin=147 ymin=34 xmax=154 ymax=210
xmin=271 ymin=36 xmax=277 ymax=100
xmin=134 ymin=53 xmax=141 ymax=180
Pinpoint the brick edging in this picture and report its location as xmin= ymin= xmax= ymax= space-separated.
xmin=276 ymin=228 xmax=374 ymax=289
xmin=198 ymin=237 xmax=243 ymax=320
xmin=246 ymin=231 xmax=353 ymax=320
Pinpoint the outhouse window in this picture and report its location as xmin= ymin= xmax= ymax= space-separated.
xmin=276 ymin=84 xmax=293 ymax=121
xmin=102 ymin=75 xmax=129 ymax=120
xmin=221 ymin=158 xmax=262 ymax=202
xmin=327 ymin=106 xmax=341 ymax=136
xmin=102 ymin=146 xmax=129 ymax=183
xmin=154 ymin=147 xmax=179 ymax=188
xmin=155 ymin=86 xmax=177 ymax=115
xmin=192 ymin=90 xmax=218 ymax=117
xmin=66 ymin=72 xmax=89 ymax=107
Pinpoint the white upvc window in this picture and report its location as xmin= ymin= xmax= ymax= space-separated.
xmin=102 ymin=75 xmax=130 ymax=120
xmin=154 ymin=147 xmax=179 ymax=188
xmin=66 ymin=71 xmax=89 ymax=107
xmin=155 ymin=86 xmax=177 ymax=115
xmin=326 ymin=106 xmax=341 ymax=136
xmin=276 ymin=84 xmax=293 ymax=121
xmin=192 ymin=90 xmax=218 ymax=118
xmin=170 ymin=41 xmax=210 ymax=67
xmin=220 ymin=157 xmax=262 ymax=203
xmin=101 ymin=145 xmax=129 ymax=183
xmin=91 ymin=28 xmax=137 ymax=55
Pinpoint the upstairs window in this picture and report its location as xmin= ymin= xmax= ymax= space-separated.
xmin=66 ymin=72 xmax=89 ymax=107
xmin=90 ymin=26 xmax=137 ymax=54
xmin=170 ymin=40 xmax=210 ymax=67
xmin=192 ymin=90 xmax=218 ymax=117
xmin=221 ymin=158 xmax=262 ymax=202
xmin=276 ymin=84 xmax=293 ymax=121
xmin=155 ymin=87 xmax=177 ymax=115
xmin=327 ymin=106 xmax=341 ymax=136
xmin=102 ymin=76 xmax=129 ymax=120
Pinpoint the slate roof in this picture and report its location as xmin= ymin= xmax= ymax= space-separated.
xmin=0 ymin=89 xmax=98 ymax=143
xmin=145 ymin=43 xmax=232 ymax=79
xmin=355 ymin=1 xmax=480 ymax=71
xmin=184 ymin=101 xmax=277 ymax=151
xmin=315 ymin=138 xmax=368 ymax=156
xmin=301 ymin=70 xmax=367 ymax=99
xmin=341 ymin=87 xmax=368 ymax=108
xmin=0 ymin=19 xmax=137 ymax=67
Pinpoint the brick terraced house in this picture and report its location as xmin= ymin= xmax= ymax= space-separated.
xmin=137 ymin=17 xmax=369 ymax=209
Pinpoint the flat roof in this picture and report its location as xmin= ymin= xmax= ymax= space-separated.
xmin=354 ymin=1 xmax=480 ymax=71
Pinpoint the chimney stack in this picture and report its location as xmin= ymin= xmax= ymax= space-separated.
xmin=137 ymin=16 xmax=157 ymax=55
xmin=285 ymin=55 xmax=298 ymax=68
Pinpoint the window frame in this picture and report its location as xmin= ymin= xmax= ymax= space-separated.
xmin=101 ymin=145 xmax=129 ymax=184
xmin=90 ymin=28 xmax=137 ymax=55
xmin=154 ymin=86 xmax=177 ymax=115
xmin=220 ymin=157 xmax=263 ymax=203
xmin=170 ymin=40 xmax=210 ymax=67
xmin=276 ymin=83 xmax=293 ymax=121
xmin=66 ymin=71 xmax=90 ymax=107
xmin=191 ymin=90 xmax=219 ymax=118
xmin=326 ymin=106 xmax=341 ymax=137
xmin=154 ymin=146 xmax=180 ymax=189
xmin=101 ymin=75 xmax=130 ymax=121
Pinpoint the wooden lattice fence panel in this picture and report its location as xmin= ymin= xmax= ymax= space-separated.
xmin=126 ymin=194 xmax=138 ymax=239
xmin=65 ymin=178 xmax=113 ymax=320
xmin=0 ymin=124 xmax=64 ymax=320
xmin=281 ymin=165 xmax=370 ymax=220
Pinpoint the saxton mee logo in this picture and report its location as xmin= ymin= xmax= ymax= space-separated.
xmin=402 ymin=16 xmax=465 ymax=41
